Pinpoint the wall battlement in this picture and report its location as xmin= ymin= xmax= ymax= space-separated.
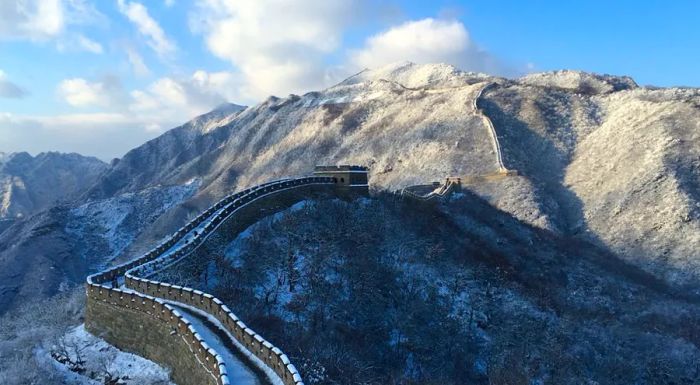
xmin=85 ymin=171 xmax=368 ymax=385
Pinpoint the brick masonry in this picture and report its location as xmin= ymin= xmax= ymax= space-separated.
xmin=85 ymin=173 xmax=369 ymax=385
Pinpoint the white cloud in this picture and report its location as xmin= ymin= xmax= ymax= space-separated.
xmin=191 ymin=70 xmax=241 ymax=101
xmin=0 ymin=0 xmax=64 ymax=40
xmin=190 ymin=0 xmax=361 ymax=100
xmin=144 ymin=122 xmax=163 ymax=132
xmin=76 ymin=34 xmax=103 ymax=53
xmin=0 ymin=111 xmax=162 ymax=159
xmin=0 ymin=70 xmax=27 ymax=98
xmin=128 ymin=71 xmax=238 ymax=120
xmin=190 ymin=4 xmax=511 ymax=100
xmin=124 ymin=45 xmax=150 ymax=76
xmin=350 ymin=18 xmax=508 ymax=75
xmin=53 ymin=70 xmax=235 ymax=125
xmin=164 ymin=0 xmax=175 ymax=7
xmin=0 ymin=0 xmax=104 ymax=42
xmin=57 ymin=76 xmax=124 ymax=107
xmin=117 ymin=0 xmax=176 ymax=58
xmin=3 ymin=68 xmax=244 ymax=159
xmin=64 ymin=0 xmax=107 ymax=25
xmin=58 ymin=78 xmax=109 ymax=107
xmin=33 ymin=112 xmax=131 ymax=127
xmin=56 ymin=33 xmax=104 ymax=53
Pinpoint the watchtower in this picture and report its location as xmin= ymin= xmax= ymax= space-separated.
xmin=313 ymin=165 xmax=369 ymax=187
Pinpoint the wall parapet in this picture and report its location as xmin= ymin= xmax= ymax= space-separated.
xmin=86 ymin=173 xmax=368 ymax=385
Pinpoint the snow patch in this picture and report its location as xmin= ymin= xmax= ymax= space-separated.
xmin=45 ymin=324 xmax=173 ymax=385
xmin=163 ymin=302 xmax=285 ymax=385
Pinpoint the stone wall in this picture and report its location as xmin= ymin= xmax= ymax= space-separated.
xmin=85 ymin=174 xmax=369 ymax=385
xmin=86 ymin=297 xmax=218 ymax=385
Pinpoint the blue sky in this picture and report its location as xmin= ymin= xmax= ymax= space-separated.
xmin=1 ymin=0 xmax=698 ymax=159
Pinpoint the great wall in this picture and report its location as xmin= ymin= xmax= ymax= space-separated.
xmin=86 ymin=167 xmax=369 ymax=385
xmin=84 ymin=84 xmax=518 ymax=384
xmin=474 ymin=82 xmax=508 ymax=173
xmin=401 ymin=82 xmax=517 ymax=202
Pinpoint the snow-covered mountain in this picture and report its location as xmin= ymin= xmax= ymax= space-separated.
xmin=0 ymin=181 xmax=198 ymax=312
xmin=0 ymin=62 xmax=699 ymax=316
xmin=0 ymin=152 xmax=107 ymax=220
xmin=480 ymin=72 xmax=699 ymax=286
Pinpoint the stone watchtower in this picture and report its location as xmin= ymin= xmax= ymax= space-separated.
xmin=313 ymin=165 xmax=369 ymax=188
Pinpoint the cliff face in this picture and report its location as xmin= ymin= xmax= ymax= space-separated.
xmin=1 ymin=62 xmax=699 ymax=317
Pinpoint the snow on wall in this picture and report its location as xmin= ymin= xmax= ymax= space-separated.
xmin=86 ymin=176 xmax=366 ymax=385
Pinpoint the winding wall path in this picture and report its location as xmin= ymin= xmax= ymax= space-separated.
xmin=474 ymin=82 xmax=509 ymax=173
xmin=401 ymin=81 xmax=516 ymax=201
xmin=400 ymin=179 xmax=459 ymax=201
xmin=86 ymin=176 xmax=364 ymax=385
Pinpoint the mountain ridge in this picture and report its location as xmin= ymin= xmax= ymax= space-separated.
xmin=0 ymin=62 xmax=698 ymax=317
xmin=0 ymin=151 xmax=107 ymax=221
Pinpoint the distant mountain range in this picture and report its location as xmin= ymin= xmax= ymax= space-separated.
xmin=0 ymin=151 xmax=106 ymax=220
xmin=0 ymin=62 xmax=698 ymax=315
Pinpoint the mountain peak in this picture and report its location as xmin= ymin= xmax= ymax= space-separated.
xmin=519 ymin=70 xmax=638 ymax=94
xmin=336 ymin=61 xmax=492 ymax=89
xmin=186 ymin=102 xmax=248 ymax=134
xmin=211 ymin=102 xmax=247 ymax=114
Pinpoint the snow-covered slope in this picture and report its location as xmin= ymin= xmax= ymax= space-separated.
xmin=0 ymin=181 xmax=198 ymax=313
xmin=339 ymin=61 xmax=490 ymax=88
xmin=519 ymin=70 xmax=637 ymax=94
xmin=44 ymin=325 xmax=173 ymax=385
xmin=480 ymin=78 xmax=700 ymax=285
xmin=82 ymin=104 xmax=246 ymax=200
xmin=85 ymin=62 xmax=504 ymax=203
xmin=567 ymin=87 xmax=700 ymax=284
xmin=1 ymin=62 xmax=699 ymax=317
xmin=77 ymin=62 xmax=700 ymax=287
xmin=0 ymin=152 xmax=107 ymax=219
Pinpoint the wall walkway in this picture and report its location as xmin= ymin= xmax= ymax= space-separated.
xmin=86 ymin=176 xmax=366 ymax=385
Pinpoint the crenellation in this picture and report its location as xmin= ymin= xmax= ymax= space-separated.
xmin=85 ymin=170 xmax=366 ymax=385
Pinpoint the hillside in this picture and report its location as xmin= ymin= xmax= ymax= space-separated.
xmin=85 ymin=62 xmax=700 ymax=289
xmin=0 ymin=182 xmax=198 ymax=312
xmin=0 ymin=61 xmax=698 ymax=313
xmin=153 ymin=195 xmax=700 ymax=385
xmin=0 ymin=152 xmax=107 ymax=221
xmin=480 ymin=73 xmax=700 ymax=286
xmin=83 ymin=103 xmax=246 ymax=200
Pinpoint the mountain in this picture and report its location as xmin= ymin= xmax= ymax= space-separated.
xmin=153 ymin=194 xmax=700 ymax=385
xmin=0 ymin=151 xmax=107 ymax=221
xmin=479 ymin=70 xmax=700 ymax=287
xmin=82 ymin=103 xmax=246 ymax=200
xmin=0 ymin=62 xmax=699 ymax=317
xmin=0 ymin=181 xmax=198 ymax=312
xmin=83 ymin=62 xmax=700 ymax=287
